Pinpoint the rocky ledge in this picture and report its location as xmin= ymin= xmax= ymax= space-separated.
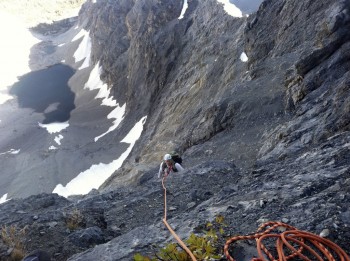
xmin=0 ymin=151 xmax=349 ymax=260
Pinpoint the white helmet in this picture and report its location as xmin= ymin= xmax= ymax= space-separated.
xmin=163 ymin=154 xmax=172 ymax=161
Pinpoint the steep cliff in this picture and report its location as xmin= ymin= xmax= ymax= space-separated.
xmin=0 ymin=0 xmax=349 ymax=260
xmin=80 ymin=0 xmax=289 ymax=187
xmin=92 ymin=0 xmax=350 ymax=189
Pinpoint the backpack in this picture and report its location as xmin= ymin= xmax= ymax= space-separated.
xmin=170 ymin=151 xmax=182 ymax=165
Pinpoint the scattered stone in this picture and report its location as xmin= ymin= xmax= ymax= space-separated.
xmin=277 ymin=226 xmax=287 ymax=232
xmin=257 ymin=218 xmax=269 ymax=225
xmin=48 ymin=221 xmax=58 ymax=228
xmin=320 ymin=229 xmax=330 ymax=237
xmin=281 ymin=218 xmax=289 ymax=223
xmin=68 ymin=227 xmax=104 ymax=248
xmin=187 ymin=202 xmax=196 ymax=209
xmin=6 ymin=248 xmax=13 ymax=255
xmin=259 ymin=199 xmax=266 ymax=208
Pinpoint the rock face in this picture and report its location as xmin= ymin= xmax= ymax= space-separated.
xmin=0 ymin=0 xmax=350 ymax=260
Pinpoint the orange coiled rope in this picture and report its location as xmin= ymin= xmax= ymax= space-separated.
xmin=224 ymin=221 xmax=350 ymax=261
xmin=161 ymin=175 xmax=197 ymax=261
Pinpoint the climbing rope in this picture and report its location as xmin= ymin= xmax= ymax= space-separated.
xmin=224 ymin=221 xmax=350 ymax=261
xmin=161 ymin=175 xmax=197 ymax=261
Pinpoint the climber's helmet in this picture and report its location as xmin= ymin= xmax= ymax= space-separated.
xmin=163 ymin=154 xmax=172 ymax=161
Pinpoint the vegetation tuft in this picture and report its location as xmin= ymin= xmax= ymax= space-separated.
xmin=1 ymin=225 xmax=27 ymax=261
xmin=134 ymin=215 xmax=227 ymax=261
xmin=65 ymin=208 xmax=85 ymax=231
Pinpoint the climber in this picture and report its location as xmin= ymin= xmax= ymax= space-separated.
xmin=158 ymin=153 xmax=184 ymax=178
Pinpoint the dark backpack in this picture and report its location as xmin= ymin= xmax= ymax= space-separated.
xmin=170 ymin=151 xmax=182 ymax=165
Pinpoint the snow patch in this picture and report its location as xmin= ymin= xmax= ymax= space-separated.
xmin=85 ymin=63 xmax=126 ymax=141
xmin=72 ymin=29 xmax=86 ymax=41
xmin=39 ymin=121 xmax=69 ymax=134
xmin=0 ymin=93 xmax=13 ymax=105
xmin=53 ymin=116 xmax=147 ymax=197
xmin=121 ymin=117 xmax=147 ymax=143
xmin=85 ymin=63 xmax=118 ymax=106
xmin=240 ymin=52 xmax=248 ymax=62
xmin=0 ymin=149 xmax=20 ymax=156
xmin=94 ymin=104 xmax=126 ymax=142
xmin=54 ymin=135 xmax=64 ymax=145
xmin=178 ymin=0 xmax=188 ymax=20
xmin=0 ymin=194 xmax=10 ymax=204
xmin=216 ymin=0 xmax=243 ymax=17
xmin=73 ymin=29 xmax=91 ymax=70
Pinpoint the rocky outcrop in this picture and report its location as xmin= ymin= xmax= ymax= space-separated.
xmin=0 ymin=0 xmax=349 ymax=260
xmin=0 ymin=161 xmax=240 ymax=260
xmin=80 ymin=0 xmax=290 ymax=186
xmin=256 ymin=0 xmax=350 ymax=161
xmin=0 ymin=157 xmax=348 ymax=260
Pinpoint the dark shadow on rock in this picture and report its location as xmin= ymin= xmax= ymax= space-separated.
xmin=32 ymin=41 xmax=57 ymax=55
xmin=30 ymin=17 xmax=78 ymax=36
xmin=9 ymin=63 xmax=76 ymax=124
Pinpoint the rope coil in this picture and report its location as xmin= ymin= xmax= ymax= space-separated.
xmin=161 ymin=174 xmax=349 ymax=261
xmin=224 ymin=221 xmax=350 ymax=261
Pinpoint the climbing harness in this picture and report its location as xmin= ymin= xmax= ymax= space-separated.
xmin=161 ymin=175 xmax=197 ymax=261
xmin=166 ymin=165 xmax=173 ymax=176
xmin=224 ymin=221 xmax=350 ymax=261
xmin=163 ymin=163 xmax=174 ymax=176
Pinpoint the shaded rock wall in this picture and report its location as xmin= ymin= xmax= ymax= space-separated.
xmin=77 ymin=0 xmax=291 ymax=188
xmin=92 ymin=0 xmax=349 ymax=187
xmin=257 ymin=0 xmax=350 ymax=162
xmin=79 ymin=0 xmax=183 ymax=114
xmin=97 ymin=0 xmax=292 ymax=186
